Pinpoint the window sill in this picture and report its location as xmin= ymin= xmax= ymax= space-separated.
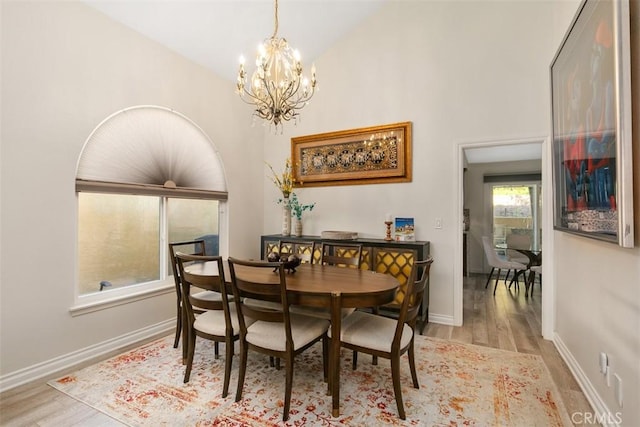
xmin=69 ymin=280 xmax=174 ymax=317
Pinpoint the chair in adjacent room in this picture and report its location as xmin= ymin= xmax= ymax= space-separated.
xmin=527 ymin=264 xmax=542 ymax=297
xmin=169 ymin=240 xmax=230 ymax=362
xmin=228 ymin=257 xmax=329 ymax=422
xmin=481 ymin=236 xmax=527 ymax=295
xmin=331 ymin=257 xmax=434 ymax=420
xmin=504 ymin=233 xmax=532 ymax=287
xmin=175 ymin=253 xmax=244 ymax=398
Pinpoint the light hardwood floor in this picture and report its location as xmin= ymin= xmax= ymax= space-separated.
xmin=1 ymin=273 xmax=593 ymax=426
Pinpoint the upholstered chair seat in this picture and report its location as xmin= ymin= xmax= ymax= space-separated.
xmin=330 ymin=311 xmax=413 ymax=353
xmin=246 ymin=314 xmax=329 ymax=352
xmin=193 ymin=304 xmax=252 ymax=337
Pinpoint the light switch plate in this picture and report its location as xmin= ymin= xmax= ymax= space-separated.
xmin=599 ymin=352 xmax=608 ymax=374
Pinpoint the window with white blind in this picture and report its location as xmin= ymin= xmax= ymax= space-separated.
xmin=73 ymin=106 xmax=227 ymax=312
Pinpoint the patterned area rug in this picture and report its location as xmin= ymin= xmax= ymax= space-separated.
xmin=49 ymin=335 xmax=571 ymax=426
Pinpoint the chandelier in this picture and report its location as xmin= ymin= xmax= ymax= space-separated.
xmin=236 ymin=0 xmax=317 ymax=128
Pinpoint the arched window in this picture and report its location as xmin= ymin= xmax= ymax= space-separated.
xmin=74 ymin=106 xmax=227 ymax=312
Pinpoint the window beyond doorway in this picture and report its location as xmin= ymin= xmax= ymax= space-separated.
xmin=492 ymin=184 xmax=541 ymax=254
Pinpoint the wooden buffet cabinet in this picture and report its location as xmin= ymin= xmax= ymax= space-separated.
xmin=260 ymin=234 xmax=431 ymax=332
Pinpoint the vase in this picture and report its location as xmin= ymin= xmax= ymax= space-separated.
xmin=282 ymin=196 xmax=291 ymax=236
xmin=294 ymin=218 xmax=303 ymax=237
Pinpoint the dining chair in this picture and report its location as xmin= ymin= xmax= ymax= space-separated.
xmin=278 ymin=239 xmax=316 ymax=264
xmin=504 ymin=233 xmax=531 ymax=286
xmin=330 ymin=257 xmax=434 ymax=420
xmin=481 ymin=236 xmax=528 ymax=295
xmin=527 ymin=264 xmax=542 ymax=297
xmin=175 ymin=253 xmax=245 ymax=398
xmin=169 ymin=240 xmax=230 ymax=362
xmin=227 ymin=257 xmax=330 ymax=422
xmin=245 ymin=240 xmax=318 ymax=371
xmin=244 ymin=240 xmax=316 ymax=314
xmin=320 ymin=242 xmax=363 ymax=268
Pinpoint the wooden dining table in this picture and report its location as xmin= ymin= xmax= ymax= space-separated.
xmin=186 ymin=260 xmax=399 ymax=417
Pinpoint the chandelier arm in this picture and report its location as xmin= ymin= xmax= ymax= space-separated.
xmin=287 ymin=88 xmax=315 ymax=109
xmin=254 ymin=80 xmax=280 ymax=122
xmin=279 ymin=80 xmax=298 ymax=104
xmin=262 ymin=78 xmax=280 ymax=111
xmin=240 ymin=92 xmax=275 ymax=123
xmin=272 ymin=0 xmax=279 ymax=38
xmin=239 ymin=72 xmax=276 ymax=107
xmin=284 ymin=72 xmax=314 ymax=103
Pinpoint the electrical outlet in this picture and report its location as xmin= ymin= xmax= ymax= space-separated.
xmin=614 ymin=374 xmax=623 ymax=407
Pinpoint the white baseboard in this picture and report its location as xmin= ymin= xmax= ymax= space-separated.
xmin=428 ymin=313 xmax=455 ymax=325
xmin=553 ymin=333 xmax=621 ymax=427
xmin=0 ymin=319 xmax=174 ymax=393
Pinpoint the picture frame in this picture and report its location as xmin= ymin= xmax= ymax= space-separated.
xmin=394 ymin=217 xmax=415 ymax=242
xmin=550 ymin=0 xmax=634 ymax=247
xmin=291 ymin=122 xmax=412 ymax=187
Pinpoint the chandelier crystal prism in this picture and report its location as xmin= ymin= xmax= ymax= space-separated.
xmin=236 ymin=0 xmax=317 ymax=128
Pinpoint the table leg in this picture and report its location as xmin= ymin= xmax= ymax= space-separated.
xmin=330 ymin=292 xmax=342 ymax=417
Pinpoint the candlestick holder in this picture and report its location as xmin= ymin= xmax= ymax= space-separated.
xmin=384 ymin=221 xmax=393 ymax=241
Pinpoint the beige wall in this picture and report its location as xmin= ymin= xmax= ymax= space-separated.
xmin=1 ymin=2 xmax=264 ymax=377
xmin=553 ymin=0 xmax=640 ymax=424
xmin=1 ymin=1 xmax=638 ymax=423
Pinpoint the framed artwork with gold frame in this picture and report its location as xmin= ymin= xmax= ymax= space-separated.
xmin=291 ymin=122 xmax=412 ymax=187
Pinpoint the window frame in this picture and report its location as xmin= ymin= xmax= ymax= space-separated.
xmin=71 ymin=185 xmax=227 ymax=316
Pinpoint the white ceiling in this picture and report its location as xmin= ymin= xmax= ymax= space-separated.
xmin=464 ymin=143 xmax=542 ymax=164
xmin=85 ymin=0 xmax=388 ymax=83
xmin=85 ymin=0 xmax=544 ymax=165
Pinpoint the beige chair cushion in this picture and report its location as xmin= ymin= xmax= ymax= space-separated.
xmin=530 ymin=265 xmax=542 ymax=274
xmin=243 ymin=298 xmax=282 ymax=311
xmin=246 ymin=314 xmax=329 ymax=352
xmin=191 ymin=290 xmax=223 ymax=301
xmin=508 ymin=253 xmax=530 ymax=264
xmin=289 ymin=305 xmax=354 ymax=320
xmin=193 ymin=305 xmax=252 ymax=336
xmin=330 ymin=310 xmax=413 ymax=353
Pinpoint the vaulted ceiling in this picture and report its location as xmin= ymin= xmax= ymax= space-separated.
xmin=85 ymin=0 xmax=388 ymax=82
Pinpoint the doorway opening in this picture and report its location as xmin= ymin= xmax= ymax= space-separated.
xmin=455 ymin=137 xmax=553 ymax=339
